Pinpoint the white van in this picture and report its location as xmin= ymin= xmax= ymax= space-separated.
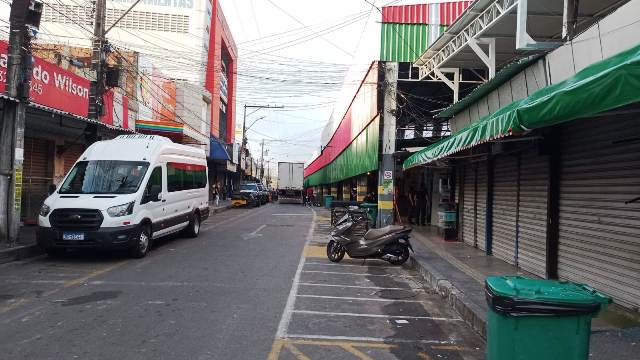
xmin=37 ymin=135 xmax=210 ymax=258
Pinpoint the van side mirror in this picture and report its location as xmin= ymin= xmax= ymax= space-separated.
xmin=143 ymin=185 xmax=162 ymax=204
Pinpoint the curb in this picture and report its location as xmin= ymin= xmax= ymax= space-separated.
xmin=408 ymin=245 xmax=488 ymax=339
xmin=210 ymin=204 xmax=232 ymax=214
xmin=0 ymin=243 xmax=44 ymax=265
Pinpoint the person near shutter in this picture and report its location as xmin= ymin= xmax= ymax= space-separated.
xmin=408 ymin=186 xmax=417 ymax=225
xmin=416 ymin=183 xmax=428 ymax=226
xmin=212 ymin=183 xmax=220 ymax=206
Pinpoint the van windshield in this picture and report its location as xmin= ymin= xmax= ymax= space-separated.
xmin=59 ymin=161 xmax=150 ymax=194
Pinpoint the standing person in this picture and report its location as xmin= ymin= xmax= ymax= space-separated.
xmin=407 ymin=186 xmax=417 ymax=225
xmin=212 ymin=183 xmax=220 ymax=206
xmin=416 ymin=183 xmax=428 ymax=226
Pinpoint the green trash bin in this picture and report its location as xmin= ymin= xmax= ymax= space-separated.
xmin=359 ymin=202 xmax=378 ymax=227
xmin=323 ymin=195 xmax=333 ymax=209
xmin=485 ymin=276 xmax=611 ymax=360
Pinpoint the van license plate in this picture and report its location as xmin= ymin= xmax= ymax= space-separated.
xmin=62 ymin=232 xmax=85 ymax=241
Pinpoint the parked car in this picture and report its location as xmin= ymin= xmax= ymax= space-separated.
xmin=231 ymin=191 xmax=259 ymax=207
xmin=36 ymin=134 xmax=209 ymax=258
xmin=240 ymin=183 xmax=265 ymax=205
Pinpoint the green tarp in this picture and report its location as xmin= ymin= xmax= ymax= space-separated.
xmin=404 ymin=43 xmax=640 ymax=169
xmin=305 ymin=117 xmax=379 ymax=187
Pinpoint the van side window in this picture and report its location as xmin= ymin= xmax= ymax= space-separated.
xmin=167 ymin=163 xmax=207 ymax=192
xmin=142 ymin=167 xmax=163 ymax=204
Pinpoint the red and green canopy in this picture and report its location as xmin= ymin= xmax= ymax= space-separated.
xmin=404 ymin=43 xmax=640 ymax=169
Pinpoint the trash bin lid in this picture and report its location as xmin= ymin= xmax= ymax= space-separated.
xmin=360 ymin=203 xmax=377 ymax=208
xmin=485 ymin=276 xmax=611 ymax=316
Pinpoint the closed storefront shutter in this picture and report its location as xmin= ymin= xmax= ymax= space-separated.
xmin=517 ymin=149 xmax=549 ymax=277
xmin=63 ymin=143 xmax=85 ymax=175
xmin=462 ymin=164 xmax=476 ymax=247
xmin=558 ymin=115 xmax=640 ymax=309
xmin=22 ymin=137 xmax=54 ymax=223
xmin=476 ymin=162 xmax=488 ymax=251
xmin=491 ymin=155 xmax=518 ymax=264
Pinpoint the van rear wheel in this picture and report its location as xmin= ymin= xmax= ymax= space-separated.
xmin=185 ymin=213 xmax=200 ymax=238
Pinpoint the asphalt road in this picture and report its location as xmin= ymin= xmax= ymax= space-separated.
xmin=0 ymin=203 xmax=484 ymax=359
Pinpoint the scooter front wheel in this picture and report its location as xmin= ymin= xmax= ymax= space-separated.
xmin=326 ymin=240 xmax=346 ymax=263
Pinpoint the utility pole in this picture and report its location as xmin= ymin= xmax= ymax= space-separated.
xmin=0 ymin=0 xmax=42 ymax=245
xmin=87 ymin=0 xmax=107 ymax=143
xmin=238 ymin=104 xmax=283 ymax=184
xmin=259 ymin=139 xmax=265 ymax=182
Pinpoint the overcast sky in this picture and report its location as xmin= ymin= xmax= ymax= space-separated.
xmin=219 ymin=0 xmax=408 ymax=170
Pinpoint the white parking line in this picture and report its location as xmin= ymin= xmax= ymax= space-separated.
xmin=274 ymin=210 xmax=316 ymax=339
xmin=304 ymin=262 xmax=396 ymax=268
xmin=296 ymin=294 xmax=425 ymax=303
xmin=290 ymin=310 xmax=461 ymax=321
xmin=284 ymin=334 xmax=461 ymax=345
xmin=302 ymin=270 xmax=418 ymax=277
xmin=298 ymin=283 xmax=415 ymax=291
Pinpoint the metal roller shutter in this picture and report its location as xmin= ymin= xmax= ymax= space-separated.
xmin=558 ymin=115 xmax=640 ymax=309
xmin=492 ymin=155 xmax=518 ymax=264
xmin=21 ymin=137 xmax=54 ymax=223
xmin=63 ymin=143 xmax=85 ymax=175
xmin=476 ymin=162 xmax=488 ymax=251
xmin=462 ymin=164 xmax=476 ymax=247
xmin=518 ymin=149 xmax=549 ymax=277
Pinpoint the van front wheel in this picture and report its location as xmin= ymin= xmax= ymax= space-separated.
xmin=185 ymin=213 xmax=200 ymax=238
xmin=130 ymin=225 xmax=151 ymax=258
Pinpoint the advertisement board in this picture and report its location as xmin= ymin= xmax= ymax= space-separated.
xmin=0 ymin=40 xmax=90 ymax=117
xmin=137 ymin=54 xmax=177 ymax=122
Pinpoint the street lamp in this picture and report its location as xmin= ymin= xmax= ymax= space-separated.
xmin=238 ymin=104 xmax=283 ymax=184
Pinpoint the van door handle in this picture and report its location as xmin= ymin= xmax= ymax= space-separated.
xmin=162 ymin=199 xmax=166 ymax=203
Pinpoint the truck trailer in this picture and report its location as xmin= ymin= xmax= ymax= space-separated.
xmin=277 ymin=162 xmax=304 ymax=204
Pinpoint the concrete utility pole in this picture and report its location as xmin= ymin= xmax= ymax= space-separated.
xmin=88 ymin=0 xmax=107 ymax=133
xmin=259 ymin=139 xmax=265 ymax=182
xmin=377 ymin=62 xmax=398 ymax=227
xmin=0 ymin=0 xmax=41 ymax=245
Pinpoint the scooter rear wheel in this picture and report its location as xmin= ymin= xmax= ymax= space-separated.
xmin=326 ymin=240 xmax=345 ymax=262
xmin=385 ymin=244 xmax=410 ymax=265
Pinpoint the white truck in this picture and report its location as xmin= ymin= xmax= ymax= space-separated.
xmin=277 ymin=162 xmax=304 ymax=204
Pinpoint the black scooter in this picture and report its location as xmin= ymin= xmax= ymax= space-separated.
xmin=327 ymin=210 xmax=413 ymax=265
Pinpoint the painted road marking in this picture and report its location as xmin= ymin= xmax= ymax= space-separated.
xmin=274 ymin=210 xmax=316 ymax=339
xmin=284 ymin=334 xmax=460 ymax=345
xmin=302 ymin=245 xmax=327 ymax=258
xmin=304 ymin=262 xmax=396 ymax=268
xmin=298 ymin=283 xmax=412 ymax=291
xmin=242 ymin=224 xmax=266 ymax=240
xmin=296 ymin=294 xmax=426 ymax=303
xmin=290 ymin=309 xmax=461 ymax=321
xmin=282 ymin=343 xmax=311 ymax=360
xmin=302 ymin=270 xmax=418 ymax=277
xmin=272 ymin=214 xmax=313 ymax=218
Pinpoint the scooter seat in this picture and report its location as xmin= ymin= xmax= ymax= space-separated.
xmin=364 ymin=225 xmax=406 ymax=240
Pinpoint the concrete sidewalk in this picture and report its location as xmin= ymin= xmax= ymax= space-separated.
xmin=409 ymin=226 xmax=640 ymax=359
xmin=0 ymin=200 xmax=234 ymax=265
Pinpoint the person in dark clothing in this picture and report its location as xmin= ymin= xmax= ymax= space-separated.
xmin=416 ymin=184 xmax=428 ymax=226
xmin=407 ymin=186 xmax=417 ymax=225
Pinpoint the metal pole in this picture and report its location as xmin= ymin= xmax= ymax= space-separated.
xmin=238 ymin=104 xmax=247 ymax=184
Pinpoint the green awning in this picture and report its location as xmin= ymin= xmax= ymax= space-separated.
xmin=404 ymin=43 xmax=640 ymax=170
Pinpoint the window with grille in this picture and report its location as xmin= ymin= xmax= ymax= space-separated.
xmin=42 ymin=4 xmax=190 ymax=33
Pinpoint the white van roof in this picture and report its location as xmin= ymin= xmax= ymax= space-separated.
xmin=79 ymin=134 xmax=206 ymax=162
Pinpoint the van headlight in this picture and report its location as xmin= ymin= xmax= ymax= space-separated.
xmin=107 ymin=202 xmax=135 ymax=217
xmin=39 ymin=204 xmax=51 ymax=217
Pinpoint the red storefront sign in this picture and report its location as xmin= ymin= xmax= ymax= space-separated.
xmin=0 ymin=40 xmax=90 ymax=117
